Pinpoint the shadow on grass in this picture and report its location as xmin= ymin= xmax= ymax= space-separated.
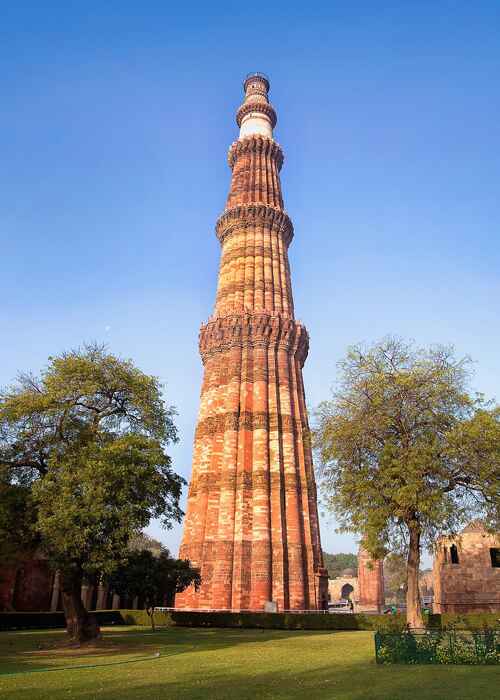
xmin=119 ymin=663 xmax=500 ymax=700
xmin=0 ymin=627 xmax=333 ymax=675
xmin=1 ymin=634 xmax=498 ymax=700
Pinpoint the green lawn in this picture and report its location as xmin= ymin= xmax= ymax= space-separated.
xmin=0 ymin=626 xmax=498 ymax=699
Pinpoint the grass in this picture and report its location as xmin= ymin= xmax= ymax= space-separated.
xmin=0 ymin=626 xmax=499 ymax=699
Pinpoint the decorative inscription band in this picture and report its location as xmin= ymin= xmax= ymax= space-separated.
xmin=188 ymin=470 xmax=316 ymax=496
xmin=202 ymin=364 xmax=293 ymax=388
xmin=195 ymin=409 xmax=310 ymax=439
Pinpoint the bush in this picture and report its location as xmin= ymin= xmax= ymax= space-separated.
xmin=120 ymin=609 xmax=173 ymax=627
xmin=0 ymin=609 xmax=172 ymax=631
xmin=375 ymin=629 xmax=500 ymax=665
xmin=0 ymin=610 xmax=125 ymax=631
xmin=169 ymin=611 xmax=407 ymax=632
xmin=0 ymin=612 xmax=66 ymax=630
xmin=1 ymin=609 xmax=498 ymax=633
xmin=440 ymin=612 xmax=500 ymax=631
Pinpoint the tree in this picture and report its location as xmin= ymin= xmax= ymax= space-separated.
xmin=0 ymin=344 xmax=184 ymax=643
xmin=0 ymin=481 xmax=37 ymax=563
xmin=128 ymin=532 xmax=165 ymax=557
xmin=383 ymin=553 xmax=407 ymax=604
xmin=107 ymin=549 xmax=201 ymax=630
xmin=322 ymin=552 xmax=358 ymax=579
xmin=314 ymin=338 xmax=499 ymax=628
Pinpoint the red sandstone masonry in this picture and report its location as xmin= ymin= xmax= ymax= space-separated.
xmin=433 ymin=522 xmax=500 ymax=614
xmin=176 ymin=76 xmax=328 ymax=611
xmin=357 ymin=546 xmax=385 ymax=613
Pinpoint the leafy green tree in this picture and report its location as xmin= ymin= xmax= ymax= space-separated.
xmin=0 ymin=481 xmax=37 ymax=563
xmin=128 ymin=532 xmax=165 ymax=557
xmin=0 ymin=344 xmax=184 ymax=642
xmin=107 ymin=549 xmax=200 ymax=630
xmin=383 ymin=552 xmax=407 ymax=604
xmin=322 ymin=552 xmax=358 ymax=579
xmin=314 ymin=338 xmax=499 ymax=628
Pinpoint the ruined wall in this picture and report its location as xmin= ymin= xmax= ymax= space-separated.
xmin=433 ymin=523 xmax=500 ymax=613
xmin=328 ymin=576 xmax=359 ymax=603
xmin=0 ymin=566 xmax=18 ymax=611
xmin=0 ymin=559 xmax=52 ymax=612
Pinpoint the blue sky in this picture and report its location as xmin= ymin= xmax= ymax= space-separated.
xmin=1 ymin=2 xmax=499 ymax=561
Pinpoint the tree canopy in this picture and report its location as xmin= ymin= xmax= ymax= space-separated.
xmin=0 ymin=344 xmax=184 ymax=642
xmin=383 ymin=552 xmax=407 ymax=604
xmin=107 ymin=548 xmax=200 ymax=629
xmin=322 ymin=552 xmax=358 ymax=579
xmin=314 ymin=337 xmax=500 ymax=627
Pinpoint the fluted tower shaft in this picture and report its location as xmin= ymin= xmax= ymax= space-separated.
xmin=176 ymin=74 xmax=328 ymax=611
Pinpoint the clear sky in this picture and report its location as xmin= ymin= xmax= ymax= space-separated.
xmin=1 ymin=2 xmax=499 ymax=561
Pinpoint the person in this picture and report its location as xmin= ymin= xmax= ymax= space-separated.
xmin=348 ymin=599 xmax=354 ymax=613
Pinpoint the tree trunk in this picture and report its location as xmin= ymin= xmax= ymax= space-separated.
xmin=147 ymin=606 xmax=156 ymax=631
xmin=406 ymin=522 xmax=424 ymax=629
xmin=61 ymin=570 xmax=101 ymax=644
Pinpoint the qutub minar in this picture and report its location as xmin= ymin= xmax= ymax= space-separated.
xmin=176 ymin=74 xmax=329 ymax=611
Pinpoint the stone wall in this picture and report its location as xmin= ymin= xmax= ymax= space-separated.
xmin=433 ymin=522 xmax=500 ymax=613
xmin=0 ymin=560 xmax=143 ymax=613
xmin=0 ymin=566 xmax=18 ymax=611
xmin=0 ymin=558 xmax=52 ymax=612
xmin=328 ymin=576 xmax=358 ymax=603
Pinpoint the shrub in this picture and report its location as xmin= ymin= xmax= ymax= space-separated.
xmin=440 ymin=612 xmax=500 ymax=631
xmin=1 ymin=609 xmax=498 ymax=633
xmin=0 ymin=612 xmax=66 ymax=631
xmin=169 ymin=611 xmax=407 ymax=632
xmin=375 ymin=629 xmax=500 ymax=665
xmin=120 ymin=609 xmax=173 ymax=627
xmin=0 ymin=610 xmax=125 ymax=631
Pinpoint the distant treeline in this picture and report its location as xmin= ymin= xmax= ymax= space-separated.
xmin=322 ymin=552 xmax=358 ymax=579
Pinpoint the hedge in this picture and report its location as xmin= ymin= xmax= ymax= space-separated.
xmin=169 ymin=611 xmax=407 ymax=632
xmin=119 ymin=609 xmax=174 ymax=627
xmin=438 ymin=612 xmax=500 ymax=631
xmin=1 ymin=609 xmax=498 ymax=632
xmin=168 ymin=611 xmax=498 ymax=632
xmin=0 ymin=612 xmax=66 ymax=631
xmin=0 ymin=609 xmax=173 ymax=631
xmin=375 ymin=629 xmax=500 ymax=665
xmin=0 ymin=610 xmax=405 ymax=632
xmin=0 ymin=610 xmax=125 ymax=631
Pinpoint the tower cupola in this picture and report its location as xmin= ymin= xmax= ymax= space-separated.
xmin=236 ymin=72 xmax=277 ymax=139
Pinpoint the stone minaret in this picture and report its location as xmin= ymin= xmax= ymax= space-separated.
xmin=176 ymin=74 xmax=328 ymax=611
xmin=357 ymin=546 xmax=385 ymax=613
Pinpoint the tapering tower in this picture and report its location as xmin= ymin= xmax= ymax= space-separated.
xmin=176 ymin=74 xmax=328 ymax=611
xmin=357 ymin=546 xmax=385 ymax=613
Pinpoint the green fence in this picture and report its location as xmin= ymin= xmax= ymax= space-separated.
xmin=375 ymin=629 xmax=500 ymax=665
